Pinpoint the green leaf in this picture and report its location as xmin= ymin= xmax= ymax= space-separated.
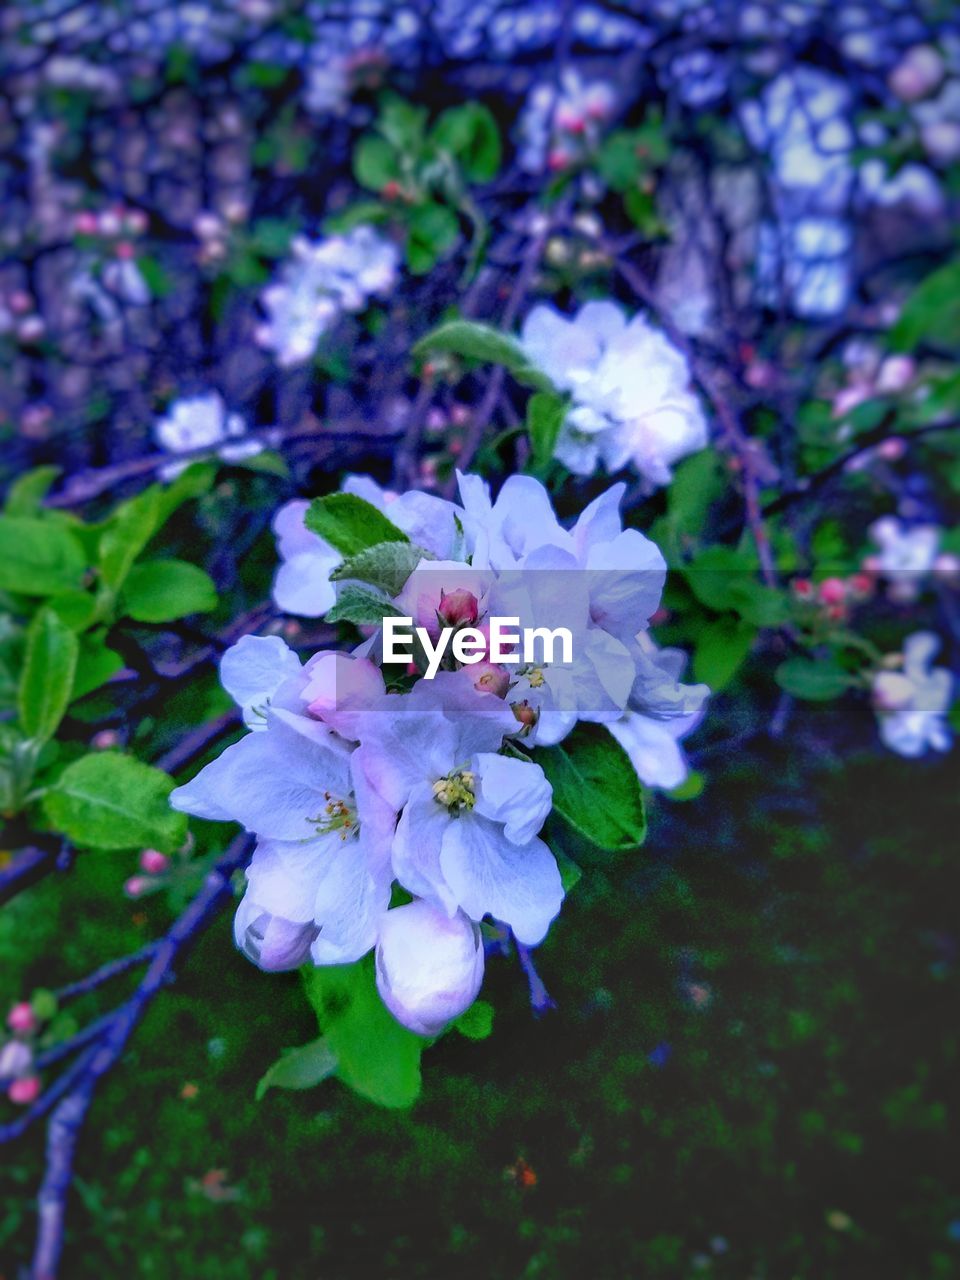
xmin=119 ymin=559 xmax=218 ymax=623
xmin=304 ymin=493 xmax=409 ymax=557
xmin=684 ymin=546 xmax=759 ymax=614
xmin=30 ymin=989 xmax=59 ymax=1022
xmin=48 ymin=589 xmax=98 ymax=632
xmin=454 ymin=999 xmax=494 ymax=1041
xmin=325 ymin=586 xmax=402 ymax=627
xmin=255 ymin=1037 xmax=339 ymax=1101
xmin=97 ymin=486 xmax=164 ymax=592
xmin=775 ymin=656 xmax=856 ymax=702
xmin=406 ymin=202 xmax=460 ymax=274
xmin=43 ymin=753 xmax=187 ymax=852
xmin=692 ymin=616 xmax=755 ymax=691
xmin=413 ymin=319 xmax=554 ymax=391
xmin=137 ymin=255 xmax=173 ymax=299
xmin=526 ymin=391 xmax=566 ymax=470
xmin=331 ymin=541 xmax=429 ymax=595
xmin=18 ymin=608 xmax=79 ymax=744
xmin=537 ymin=724 xmax=646 ymax=853
xmin=666 ymin=770 xmax=705 ymax=802
xmin=0 ymin=517 xmax=86 ymax=596
xmin=4 ymin=466 xmax=62 ymax=516
xmin=303 ymin=955 xmax=423 ymax=1108
xmin=666 ymin=450 xmax=724 ymax=543
xmin=353 ymin=135 xmax=401 ymax=192
xmin=72 ymin=635 xmax=125 ymax=700
xmin=891 ymin=258 xmax=960 ymax=352
xmin=431 ymin=103 xmax=501 ymax=182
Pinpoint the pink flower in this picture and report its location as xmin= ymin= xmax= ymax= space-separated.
xmin=6 ymin=1002 xmax=36 ymax=1034
xmin=818 ymin=578 xmax=847 ymax=605
xmin=8 ymin=1075 xmax=41 ymax=1105
xmin=140 ymin=849 xmax=170 ymax=875
xmin=124 ymin=875 xmax=151 ymax=899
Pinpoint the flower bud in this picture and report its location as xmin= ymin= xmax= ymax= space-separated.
xmin=8 ymin=1074 xmax=41 ymax=1105
xmin=233 ymin=897 xmax=318 ymax=972
xmin=888 ymin=45 xmax=944 ymax=102
xmin=437 ymin=587 xmax=479 ymax=629
xmin=124 ymin=875 xmax=151 ymax=899
xmin=818 ymin=577 xmax=847 ymax=606
xmin=6 ymin=1002 xmax=36 ymax=1034
xmin=140 ymin=849 xmax=169 ymax=875
xmin=74 ymin=210 xmax=98 ymax=235
xmin=921 ymin=121 xmax=960 ymax=167
xmin=375 ymin=901 xmax=484 ymax=1036
xmin=470 ymin=661 xmax=511 ymax=699
xmin=876 ymin=355 xmax=915 ymax=394
xmin=791 ymin=578 xmax=814 ymax=601
xmin=0 ymin=1039 xmax=32 ymax=1080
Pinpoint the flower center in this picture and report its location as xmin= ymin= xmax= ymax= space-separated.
xmin=309 ymin=791 xmax=357 ymax=840
xmin=432 ymin=769 xmax=476 ymax=813
xmin=519 ymin=664 xmax=546 ymax=688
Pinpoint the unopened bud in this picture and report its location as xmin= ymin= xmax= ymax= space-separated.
xmin=234 ymin=897 xmax=318 ymax=972
xmin=818 ymin=578 xmax=847 ymax=606
xmin=7 ymin=1074 xmax=41 ymax=1105
xmin=375 ymin=900 xmax=484 ymax=1036
xmin=6 ymin=1002 xmax=36 ymax=1034
xmin=888 ymin=45 xmax=944 ymax=102
xmin=140 ymin=849 xmax=169 ymax=875
xmin=124 ymin=875 xmax=151 ymax=899
xmin=470 ymin=661 xmax=510 ymax=699
xmin=437 ymin=588 xmax=479 ymax=629
xmin=512 ymin=699 xmax=538 ymax=731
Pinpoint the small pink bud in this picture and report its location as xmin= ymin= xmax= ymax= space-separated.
xmin=437 ymin=588 xmax=479 ymax=629
xmin=876 ymin=355 xmax=915 ymax=394
xmin=74 ymin=210 xmax=99 ymax=235
xmin=469 ymin=661 xmax=511 ymax=699
xmin=114 ymin=240 xmax=136 ymax=261
xmin=8 ymin=289 xmax=33 ymax=314
xmin=877 ymin=437 xmax=905 ymax=461
xmin=8 ymin=1075 xmax=41 ymax=1105
xmin=124 ymin=209 xmax=148 ymax=235
xmin=6 ymin=1002 xmax=36 ymax=1034
xmin=934 ymin=552 xmax=960 ymax=578
xmin=17 ymin=316 xmax=45 ymax=343
xmin=818 ymin=578 xmax=847 ymax=605
xmin=847 ymin=572 xmax=874 ymax=601
xmin=791 ymin=578 xmax=814 ymax=600
xmin=140 ymin=849 xmax=169 ymax=875
xmin=124 ymin=875 xmax=151 ymax=899
xmin=92 ymin=729 xmax=120 ymax=750
xmin=825 ymin=603 xmax=847 ymax=623
xmin=862 ymin=555 xmax=881 ymax=574
xmin=548 ymin=148 xmax=572 ymax=171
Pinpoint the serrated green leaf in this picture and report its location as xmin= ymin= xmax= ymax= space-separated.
xmin=304 ymin=493 xmax=408 ymax=557
xmin=331 ymin=541 xmax=429 ymax=595
xmin=537 ymin=724 xmax=646 ymax=853
xmin=18 ymin=608 xmax=79 ymax=744
xmin=119 ymin=559 xmax=218 ymax=623
xmin=325 ymin=586 xmax=402 ymax=627
xmin=43 ymin=753 xmax=187 ymax=852
xmin=256 ymin=1037 xmax=339 ymax=1101
xmin=303 ymin=955 xmax=423 ymax=1108
xmin=0 ymin=517 xmax=86 ymax=596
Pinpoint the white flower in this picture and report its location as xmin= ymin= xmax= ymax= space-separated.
xmin=375 ymin=900 xmax=484 ymax=1035
xmin=353 ymin=676 xmax=562 ymax=945
xmin=517 ymin=69 xmax=616 ymax=173
xmin=256 ymin=227 xmax=399 ymax=367
xmin=518 ymin=301 xmax=708 ymax=485
xmin=153 ymin=392 xmax=262 ymax=481
xmin=0 ymin=1040 xmax=33 ymax=1083
xmin=219 ymin=634 xmax=304 ymax=730
xmin=867 ymin=517 xmax=940 ymax=603
xmin=873 ymin=633 xmax=953 ymax=758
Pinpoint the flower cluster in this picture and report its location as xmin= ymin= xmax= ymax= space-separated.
xmin=171 ymin=473 xmax=707 ymax=1036
xmin=153 ymin=392 xmax=263 ymax=480
xmin=518 ymin=300 xmax=709 ymax=485
xmin=872 ymin=633 xmax=953 ymax=758
xmin=865 ymin=517 xmax=958 ymax=604
xmin=517 ymin=69 xmax=616 ymax=173
xmin=255 ymin=226 xmax=399 ymax=367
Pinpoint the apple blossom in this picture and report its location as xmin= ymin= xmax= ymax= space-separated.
xmin=153 ymin=392 xmax=262 ymax=481
xmin=375 ymin=900 xmax=484 ymax=1035
xmin=873 ymin=633 xmax=953 ymax=759
xmin=867 ymin=517 xmax=941 ymax=603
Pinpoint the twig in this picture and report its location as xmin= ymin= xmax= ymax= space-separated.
xmin=0 ymin=846 xmax=60 ymax=909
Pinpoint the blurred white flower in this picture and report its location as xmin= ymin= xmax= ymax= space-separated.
xmin=867 ymin=517 xmax=940 ymax=603
xmin=154 ymin=392 xmax=262 ymax=480
xmin=873 ymin=633 xmax=953 ymax=758
xmin=518 ymin=300 xmax=708 ymax=484
xmin=256 ymin=227 xmax=399 ymax=367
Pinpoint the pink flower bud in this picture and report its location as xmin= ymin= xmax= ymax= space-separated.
xmin=375 ymin=901 xmax=484 ymax=1036
xmin=818 ymin=578 xmax=847 ymax=605
xmin=437 ymin=588 xmax=479 ymax=629
xmin=7 ymin=1074 xmax=41 ymax=1105
xmin=74 ymin=210 xmax=99 ymax=235
xmin=114 ymin=240 xmax=136 ymax=261
xmin=469 ymin=661 xmax=511 ymax=699
xmin=97 ymin=209 xmax=122 ymax=237
xmin=876 ymin=355 xmax=915 ymax=394
xmin=888 ymin=45 xmax=944 ymax=102
xmin=548 ymin=148 xmax=572 ymax=171
xmin=877 ymin=437 xmax=906 ymax=461
xmin=934 ymin=552 xmax=960 ymax=578
xmin=123 ymin=875 xmax=151 ymax=899
xmin=17 ymin=315 xmax=45 ymax=343
xmin=6 ymin=1002 xmax=36 ymax=1034
xmin=140 ymin=849 xmax=169 ymax=875
xmin=124 ymin=208 xmax=148 ymax=235
xmin=8 ymin=289 xmax=33 ymax=314
xmin=847 ymin=572 xmax=874 ymax=601
xmin=791 ymin=578 xmax=814 ymax=600
xmin=92 ymin=729 xmax=120 ymax=750
xmin=233 ymin=898 xmax=318 ymax=972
